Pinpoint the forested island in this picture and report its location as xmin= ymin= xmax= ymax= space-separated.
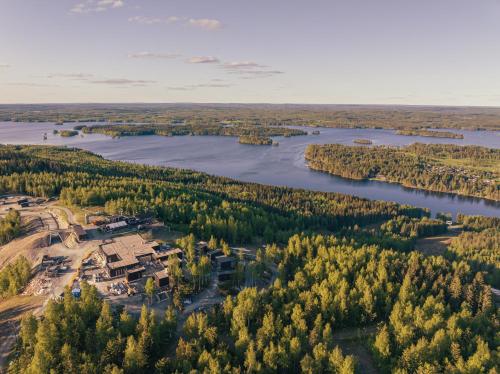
xmin=2 ymin=103 xmax=500 ymax=130
xmin=58 ymin=130 xmax=79 ymax=137
xmin=305 ymin=143 xmax=499 ymax=200
xmin=353 ymin=139 xmax=372 ymax=145
xmin=238 ymin=135 xmax=273 ymax=145
xmin=0 ymin=144 xmax=498 ymax=372
xmin=80 ymin=123 xmax=305 ymax=143
xmin=396 ymin=129 xmax=464 ymax=139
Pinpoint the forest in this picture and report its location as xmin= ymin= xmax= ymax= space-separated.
xmin=81 ymin=123 xmax=305 ymax=141
xmin=238 ymin=136 xmax=273 ymax=145
xmin=0 ymin=145 xmax=425 ymax=244
xmin=1 ymin=103 xmax=500 ymax=130
xmin=0 ymin=209 xmax=21 ymax=245
xmin=1 ymin=144 xmax=498 ymax=373
xmin=0 ymin=255 xmax=31 ymax=298
xmin=7 ymin=233 xmax=498 ymax=373
xmin=396 ymin=129 xmax=464 ymax=139
xmin=305 ymin=143 xmax=499 ymax=200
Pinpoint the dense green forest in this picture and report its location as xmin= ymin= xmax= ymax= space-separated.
xmin=0 ymin=145 xmax=425 ymax=244
xmin=0 ymin=255 xmax=31 ymax=298
xmin=396 ymin=129 xmax=464 ymax=139
xmin=305 ymin=143 xmax=499 ymax=200
xmin=238 ymin=136 xmax=273 ymax=145
xmin=8 ymin=234 xmax=498 ymax=373
xmin=1 ymin=144 xmax=498 ymax=373
xmin=9 ymin=284 xmax=178 ymax=373
xmin=446 ymin=216 xmax=500 ymax=288
xmin=1 ymin=103 xmax=500 ymax=130
xmin=0 ymin=209 xmax=21 ymax=245
xmin=81 ymin=123 xmax=305 ymax=140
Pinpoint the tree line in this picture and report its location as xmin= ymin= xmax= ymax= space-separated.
xmin=305 ymin=143 xmax=499 ymax=200
xmin=0 ymin=145 xmax=425 ymax=244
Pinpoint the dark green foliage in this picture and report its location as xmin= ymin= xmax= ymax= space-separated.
xmin=82 ymin=123 xmax=305 ymax=139
xmin=238 ymin=135 xmax=273 ymax=145
xmin=446 ymin=228 xmax=499 ymax=288
xmin=0 ymin=255 xmax=31 ymax=298
xmin=0 ymin=145 xmax=425 ymax=243
xmin=0 ymin=209 xmax=21 ymax=244
xmin=58 ymin=130 xmax=79 ymax=137
xmin=380 ymin=215 xmax=448 ymax=239
xmin=305 ymin=143 xmax=499 ymax=200
xmin=9 ymin=284 xmax=178 ymax=374
xmin=396 ymin=129 xmax=464 ymax=139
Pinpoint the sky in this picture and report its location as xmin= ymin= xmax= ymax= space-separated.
xmin=0 ymin=0 xmax=500 ymax=105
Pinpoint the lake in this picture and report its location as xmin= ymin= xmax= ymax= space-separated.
xmin=1 ymin=122 xmax=499 ymax=218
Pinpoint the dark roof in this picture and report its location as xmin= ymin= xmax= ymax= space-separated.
xmin=126 ymin=266 xmax=146 ymax=274
xmin=154 ymin=270 xmax=169 ymax=280
xmin=72 ymin=225 xmax=86 ymax=237
xmin=215 ymin=255 xmax=236 ymax=263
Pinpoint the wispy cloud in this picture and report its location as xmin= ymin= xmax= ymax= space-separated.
xmin=46 ymin=73 xmax=94 ymax=79
xmin=7 ymin=82 xmax=59 ymax=87
xmin=128 ymin=15 xmax=179 ymax=24
xmin=220 ymin=60 xmax=284 ymax=78
xmin=188 ymin=18 xmax=222 ymax=30
xmin=187 ymin=56 xmax=220 ymax=64
xmin=46 ymin=73 xmax=155 ymax=86
xmin=71 ymin=0 xmax=124 ymax=13
xmin=222 ymin=61 xmax=266 ymax=70
xmin=89 ymin=78 xmax=156 ymax=86
xmin=237 ymin=70 xmax=284 ymax=79
xmin=128 ymin=52 xmax=180 ymax=59
xmin=129 ymin=15 xmax=222 ymax=30
xmin=167 ymin=82 xmax=232 ymax=91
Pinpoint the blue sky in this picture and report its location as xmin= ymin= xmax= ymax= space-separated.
xmin=1 ymin=0 xmax=499 ymax=105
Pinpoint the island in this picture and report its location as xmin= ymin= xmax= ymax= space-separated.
xmin=353 ymin=138 xmax=372 ymax=145
xmin=305 ymin=143 xmax=499 ymax=200
xmin=80 ymin=123 xmax=306 ymax=144
xmin=58 ymin=130 xmax=79 ymax=137
xmin=396 ymin=129 xmax=464 ymax=139
xmin=238 ymin=135 xmax=273 ymax=145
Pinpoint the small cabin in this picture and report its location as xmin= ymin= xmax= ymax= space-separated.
xmin=154 ymin=270 xmax=169 ymax=288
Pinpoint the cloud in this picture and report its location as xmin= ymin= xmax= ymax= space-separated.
xmin=46 ymin=73 xmax=155 ymax=86
xmin=128 ymin=15 xmax=221 ymax=30
xmin=219 ymin=60 xmax=283 ymax=78
xmin=128 ymin=52 xmax=180 ymax=59
xmin=47 ymin=73 xmax=94 ymax=80
xmin=7 ymin=82 xmax=59 ymax=87
xmin=127 ymin=15 xmax=176 ymax=24
xmin=238 ymin=70 xmax=284 ymax=78
xmin=187 ymin=56 xmax=220 ymax=64
xmin=188 ymin=18 xmax=222 ymax=30
xmin=0 ymin=64 xmax=10 ymax=68
xmin=167 ymin=82 xmax=232 ymax=91
xmin=222 ymin=61 xmax=266 ymax=70
xmin=71 ymin=0 xmax=124 ymax=14
xmin=89 ymin=78 xmax=156 ymax=86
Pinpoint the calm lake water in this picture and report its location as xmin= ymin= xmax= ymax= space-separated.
xmin=1 ymin=122 xmax=499 ymax=218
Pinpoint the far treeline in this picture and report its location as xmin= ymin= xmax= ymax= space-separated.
xmin=1 ymin=103 xmax=500 ymax=130
xmin=0 ymin=145 xmax=425 ymax=244
xmin=305 ymin=143 xmax=500 ymax=201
